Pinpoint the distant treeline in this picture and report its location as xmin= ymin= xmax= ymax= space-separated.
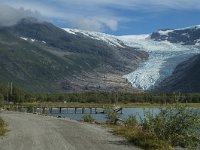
xmin=0 ymin=84 xmax=200 ymax=104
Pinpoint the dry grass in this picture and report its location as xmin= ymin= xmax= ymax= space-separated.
xmin=0 ymin=117 xmax=6 ymax=136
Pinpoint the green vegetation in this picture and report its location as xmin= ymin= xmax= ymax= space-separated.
xmin=1 ymin=81 xmax=200 ymax=111
xmin=111 ymin=104 xmax=200 ymax=150
xmin=0 ymin=117 xmax=6 ymax=136
xmin=1 ymin=83 xmax=200 ymax=106
xmin=82 ymin=115 xmax=95 ymax=123
xmin=26 ymin=106 xmax=34 ymax=113
xmin=106 ymin=109 xmax=120 ymax=124
xmin=105 ymin=109 xmax=120 ymax=124
xmin=124 ymin=115 xmax=137 ymax=127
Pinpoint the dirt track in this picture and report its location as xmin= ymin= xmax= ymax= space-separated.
xmin=0 ymin=111 xmax=139 ymax=150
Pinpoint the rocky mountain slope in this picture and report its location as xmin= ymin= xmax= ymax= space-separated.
xmin=151 ymin=25 xmax=200 ymax=45
xmin=0 ymin=18 xmax=148 ymax=92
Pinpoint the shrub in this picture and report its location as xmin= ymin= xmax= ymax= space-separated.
xmin=124 ymin=115 xmax=137 ymax=127
xmin=112 ymin=103 xmax=200 ymax=149
xmin=82 ymin=115 xmax=95 ymax=123
xmin=140 ymin=104 xmax=200 ymax=149
xmin=26 ymin=106 xmax=34 ymax=113
xmin=105 ymin=109 xmax=120 ymax=124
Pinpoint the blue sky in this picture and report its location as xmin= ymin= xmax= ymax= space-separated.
xmin=1 ymin=0 xmax=200 ymax=35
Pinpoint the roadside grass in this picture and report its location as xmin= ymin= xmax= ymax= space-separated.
xmin=82 ymin=115 xmax=95 ymax=123
xmin=0 ymin=117 xmax=6 ymax=136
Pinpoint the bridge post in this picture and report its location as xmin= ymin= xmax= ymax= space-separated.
xmin=75 ymin=107 xmax=77 ymax=114
xmin=48 ymin=108 xmax=50 ymax=113
xmin=82 ymin=108 xmax=85 ymax=114
xmin=42 ymin=107 xmax=45 ymax=114
xmin=33 ymin=107 xmax=37 ymax=113
xmin=59 ymin=107 xmax=62 ymax=114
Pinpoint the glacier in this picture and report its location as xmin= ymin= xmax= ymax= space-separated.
xmin=63 ymin=28 xmax=200 ymax=91
xmin=118 ymin=35 xmax=200 ymax=90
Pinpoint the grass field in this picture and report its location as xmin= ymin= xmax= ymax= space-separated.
xmin=17 ymin=102 xmax=200 ymax=108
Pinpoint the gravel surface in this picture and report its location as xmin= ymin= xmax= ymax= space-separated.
xmin=0 ymin=111 xmax=139 ymax=150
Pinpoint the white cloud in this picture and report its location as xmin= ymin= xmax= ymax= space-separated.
xmin=71 ymin=18 xmax=102 ymax=31
xmin=1 ymin=0 xmax=200 ymax=30
xmin=70 ymin=18 xmax=118 ymax=32
xmin=105 ymin=20 xmax=118 ymax=31
xmin=0 ymin=5 xmax=41 ymax=26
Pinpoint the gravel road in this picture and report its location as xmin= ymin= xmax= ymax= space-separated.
xmin=0 ymin=111 xmax=139 ymax=150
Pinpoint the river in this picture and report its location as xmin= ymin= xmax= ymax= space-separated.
xmin=45 ymin=108 xmax=161 ymax=122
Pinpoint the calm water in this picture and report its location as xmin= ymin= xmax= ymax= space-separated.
xmin=41 ymin=108 xmax=160 ymax=122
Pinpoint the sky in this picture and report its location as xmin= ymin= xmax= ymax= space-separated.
xmin=1 ymin=0 xmax=200 ymax=35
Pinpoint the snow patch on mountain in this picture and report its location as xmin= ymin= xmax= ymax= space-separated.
xmin=158 ymin=30 xmax=173 ymax=36
xmin=20 ymin=37 xmax=28 ymax=41
xmin=20 ymin=37 xmax=36 ymax=42
xmin=63 ymin=28 xmax=76 ymax=35
xmin=63 ymin=28 xmax=124 ymax=47
xmin=176 ymin=25 xmax=200 ymax=30
xmin=20 ymin=37 xmax=46 ymax=44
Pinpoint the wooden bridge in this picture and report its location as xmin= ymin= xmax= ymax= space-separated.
xmin=2 ymin=105 xmax=123 ymax=114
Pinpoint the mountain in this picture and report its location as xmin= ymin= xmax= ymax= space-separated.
xmin=63 ymin=25 xmax=200 ymax=93
xmin=150 ymin=26 xmax=200 ymax=92
xmin=151 ymin=25 xmax=200 ymax=45
xmin=0 ymin=18 xmax=148 ymax=92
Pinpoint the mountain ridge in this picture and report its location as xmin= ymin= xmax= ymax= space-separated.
xmin=0 ymin=18 xmax=148 ymax=92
